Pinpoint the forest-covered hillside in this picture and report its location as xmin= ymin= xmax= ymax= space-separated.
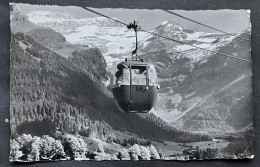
xmin=10 ymin=13 xmax=211 ymax=144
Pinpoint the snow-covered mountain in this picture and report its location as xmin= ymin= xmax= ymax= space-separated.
xmin=26 ymin=11 xmax=252 ymax=135
xmin=140 ymin=22 xmax=252 ymax=134
xmin=26 ymin=11 xmax=151 ymax=67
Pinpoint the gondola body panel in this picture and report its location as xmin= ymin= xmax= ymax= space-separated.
xmin=112 ymin=84 xmax=158 ymax=113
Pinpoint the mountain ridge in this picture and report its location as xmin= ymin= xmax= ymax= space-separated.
xmin=10 ymin=11 xmax=211 ymax=144
xmin=23 ymin=10 xmax=253 ymax=135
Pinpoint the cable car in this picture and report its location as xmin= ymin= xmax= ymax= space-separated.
xmin=111 ymin=21 xmax=160 ymax=113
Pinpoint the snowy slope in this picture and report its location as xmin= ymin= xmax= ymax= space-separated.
xmin=26 ymin=11 xmax=235 ymax=66
xmin=26 ymin=11 xmax=151 ymax=67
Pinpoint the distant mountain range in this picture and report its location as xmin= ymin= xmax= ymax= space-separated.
xmin=139 ymin=21 xmax=252 ymax=135
xmin=22 ymin=10 xmax=252 ymax=135
xmin=11 ymin=10 xmax=212 ymax=145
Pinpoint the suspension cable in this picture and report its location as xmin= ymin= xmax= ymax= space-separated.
xmin=83 ymin=7 xmax=252 ymax=63
xmin=165 ymin=10 xmax=250 ymax=42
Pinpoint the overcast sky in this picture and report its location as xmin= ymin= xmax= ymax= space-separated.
xmin=17 ymin=3 xmax=250 ymax=33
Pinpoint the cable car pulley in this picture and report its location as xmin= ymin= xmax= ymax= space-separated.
xmin=126 ymin=21 xmax=143 ymax=62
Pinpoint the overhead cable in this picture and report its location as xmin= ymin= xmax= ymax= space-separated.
xmin=83 ymin=7 xmax=252 ymax=63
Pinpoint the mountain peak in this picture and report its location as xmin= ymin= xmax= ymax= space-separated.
xmin=158 ymin=20 xmax=184 ymax=30
xmin=151 ymin=20 xmax=193 ymax=40
xmin=162 ymin=20 xmax=169 ymax=25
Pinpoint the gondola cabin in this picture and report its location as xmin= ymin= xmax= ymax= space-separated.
xmin=112 ymin=60 xmax=160 ymax=113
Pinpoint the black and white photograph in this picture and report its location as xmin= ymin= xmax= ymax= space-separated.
xmin=9 ymin=3 xmax=253 ymax=162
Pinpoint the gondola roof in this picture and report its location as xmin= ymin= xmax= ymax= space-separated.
xmin=116 ymin=60 xmax=154 ymax=70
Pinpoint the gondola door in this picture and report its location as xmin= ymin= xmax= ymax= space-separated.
xmin=129 ymin=65 xmax=149 ymax=112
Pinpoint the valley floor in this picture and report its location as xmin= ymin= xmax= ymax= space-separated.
xmin=78 ymin=130 xmax=230 ymax=159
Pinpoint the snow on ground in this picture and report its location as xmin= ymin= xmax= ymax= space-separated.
xmin=185 ymin=32 xmax=203 ymax=40
xmin=186 ymin=32 xmax=220 ymax=42
xmin=18 ymin=41 xmax=27 ymax=50
xmin=26 ymin=11 xmax=152 ymax=66
xmin=64 ymin=24 xmax=151 ymax=66
xmin=174 ymin=45 xmax=194 ymax=52
xmin=152 ymin=96 xmax=201 ymax=123
xmin=26 ymin=11 xmax=237 ymax=70
xmin=174 ymin=33 xmax=236 ymax=62
xmin=194 ymin=43 xmax=212 ymax=49
xmin=65 ymin=25 xmax=151 ymax=54
xmin=27 ymin=11 xmax=76 ymax=24
xmin=162 ymin=21 xmax=168 ymax=25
